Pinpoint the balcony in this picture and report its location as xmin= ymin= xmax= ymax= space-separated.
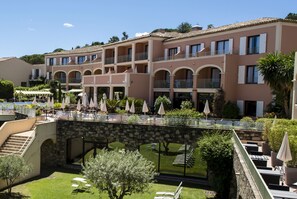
xmin=174 ymin=79 xmax=193 ymax=88
xmin=55 ymin=78 xmax=66 ymax=83
xmin=197 ymin=78 xmax=221 ymax=88
xmin=118 ymin=55 xmax=132 ymax=63
xmin=154 ymin=80 xmax=170 ymax=88
xmin=135 ymin=52 xmax=148 ymax=61
xmin=105 ymin=57 xmax=114 ymax=65
xmin=68 ymin=78 xmax=82 ymax=83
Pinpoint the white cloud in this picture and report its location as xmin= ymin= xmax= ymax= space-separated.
xmin=63 ymin=23 xmax=74 ymax=28
xmin=135 ymin=32 xmax=149 ymax=37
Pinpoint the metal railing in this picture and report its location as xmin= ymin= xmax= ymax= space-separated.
xmin=174 ymin=79 xmax=193 ymax=88
xmin=154 ymin=80 xmax=170 ymax=88
xmin=68 ymin=78 xmax=82 ymax=83
xmin=105 ymin=57 xmax=115 ymax=64
xmin=232 ymin=130 xmax=274 ymax=199
xmin=117 ymin=55 xmax=132 ymax=63
xmin=135 ymin=52 xmax=148 ymax=60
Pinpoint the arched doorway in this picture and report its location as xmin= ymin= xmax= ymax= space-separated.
xmin=40 ymin=139 xmax=56 ymax=169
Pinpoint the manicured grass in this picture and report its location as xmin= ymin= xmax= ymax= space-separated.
xmin=7 ymin=171 xmax=211 ymax=199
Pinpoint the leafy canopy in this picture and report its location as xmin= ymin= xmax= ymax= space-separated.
xmin=82 ymin=149 xmax=156 ymax=199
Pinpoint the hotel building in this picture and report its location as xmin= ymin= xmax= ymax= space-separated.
xmin=45 ymin=18 xmax=297 ymax=117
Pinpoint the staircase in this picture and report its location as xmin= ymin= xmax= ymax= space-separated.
xmin=0 ymin=134 xmax=33 ymax=156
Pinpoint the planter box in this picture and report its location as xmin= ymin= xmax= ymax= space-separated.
xmin=285 ymin=166 xmax=297 ymax=185
xmin=262 ymin=142 xmax=271 ymax=155
xmin=271 ymin=151 xmax=283 ymax=167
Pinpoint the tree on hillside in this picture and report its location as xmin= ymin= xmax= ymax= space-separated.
xmin=108 ymin=36 xmax=120 ymax=43
xmin=82 ymin=150 xmax=156 ymax=199
xmin=53 ymin=48 xmax=64 ymax=53
xmin=91 ymin=41 xmax=104 ymax=46
xmin=20 ymin=54 xmax=44 ymax=64
xmin=0 ymin=80 xmax=14 ymax=101
xmin=207 ymin=24 xmax=215 ymax=29
xmin=212 ymin=88 xmax=225 ymax=118
xmin=257 ymin=52 xmax=295 ymax=117
xmin=285 ymin=13 xmax=297 ymax=20
xmin=0 ymin=155 xmax=31 ymax=195
xmin=177 ymin=22 xmax=192 ymax=33
xmin=121 ymin=32 xmax=129 ymax=41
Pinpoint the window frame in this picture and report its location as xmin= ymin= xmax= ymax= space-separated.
xmin=216 ymin=40 xmax=229 ymax=55
xmin=77 ymin=56 xmax=85 ymax=64
xmin=245 ymin=65 xmax=258 ymax=84
xmin=190 ymin=44 xmax=201 ymax=57
xmin=247 ymin=35 xmax=260 ymax=54
xmin=61 ymin=57 xmax=69 ymax=65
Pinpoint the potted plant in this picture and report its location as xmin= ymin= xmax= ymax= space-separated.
xmin=285 ymin=134 xmax=297 ymax=185
xmin=258 ymin=118 xmax=272 ymax=155
xmin=268 ymin=125 xmax=284 ymax=167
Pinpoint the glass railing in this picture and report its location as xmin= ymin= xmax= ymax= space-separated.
xmin=154 ymin=80 xmax=170 ymax=88
xmin=54 ymin=78 xmax=66 ymax=83
xmin=117 ymin=55 xmax=132 ymax=63
xmin=174 ymin=79 xmax=193 ymax=88
xmin=68 ymin=78 xmax=82 ymax=83
xmin=232 ymin=130 xmax=274 ymax=199
xmin=105 ymin=57 xmax=115 ymax=64
xmin=197 ymin=78 xmax=220 ymax=88
xmin=135 ymin=52 xmax=148 ymax=60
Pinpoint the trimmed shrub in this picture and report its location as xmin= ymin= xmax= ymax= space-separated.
xmin=222 ymin=101 xmax=239 ymax=119
xmin=165 ymin=109 xmax=203 ymax=126
xmin=180 ymin=100 xmax=193 ymax=109
xmin=240 ymin=116 xmax=255 ymax=129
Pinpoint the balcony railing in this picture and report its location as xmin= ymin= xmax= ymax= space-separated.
xmin=154 ymin=80 xmax=170 ymax=88
xmin=174 ymin=79 xmax=193 ymax=88
xmin=54 ymin=78 xmax=66 ymax=83
xmin=135 ymin=52 xmax=148 ymax=61
xmin=197 ymin=78 xmax=221 ymax=88
xmin=68 ymin=78 xmax=82 ymax=83
xmin=105 ymin=57 xmax=114 ymax=64
xmin=118 ymin=55 xmax=132 ymax=63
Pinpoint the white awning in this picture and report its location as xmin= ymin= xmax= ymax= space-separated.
xmin=15 ymin=90 xmax=53 ymax=96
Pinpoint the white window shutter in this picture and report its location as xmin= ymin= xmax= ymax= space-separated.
xmin=53 ymin=58 xmax=56 ymax=65
xmin=238 ymin=65 xmax=245 ymax=84
xmin=237 ymin=100 xmax=244 ymax=115
xmin=68 ymin=57 xmax=72 ymax=64
xmin=177 ymin=46 xmax=181 ymax=54
xmin=85 ymin=55 xmax=88 ymax=62
xmin=185 ymin=45 xmax=190 ymax=58
xmin=239 ymin=37 xmax=246 ymax=55
xmin=46 ymin=58 xmax=49 ymax=66
xmin=164 ymin=48 xmax=168 ymax=60
xmin=75 ymin=57 xmax=78 ymax=64
xmin=32 ymin=69 xmax=35 ymax=78
xmin=259 ymin=33 xmax=267 ymax=53
xmin=39 ymin=69 xmax=41 ymax=77
xmin=60 ymin=58 xmax=62 ymax=65
xmin=210 ymin=41 xmax=215 ymax=55
xmin=256 ymin=101 xmax=264 ymax=117
xmin=200 ymin=43 xmax=205 ymax=50
xmin=46 ymin=72 xmax=49 ymax=79
xmin=229 ymin=38 xmax=233 ymax=54
xmin=257 ymin=70 xmax=264 ymax=84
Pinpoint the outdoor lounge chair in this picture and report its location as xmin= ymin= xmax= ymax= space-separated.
xmin=154 ymin=187 xmax=183 ymax=199
xmin=155 ymin=181 xmax=182 ymax=196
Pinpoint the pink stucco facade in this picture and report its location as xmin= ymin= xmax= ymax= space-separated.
xmin=45 ymin=18 xmax=297 ymax=117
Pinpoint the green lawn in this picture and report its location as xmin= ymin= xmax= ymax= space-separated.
xmin=5 ymin=171 xmax=213 ymax=199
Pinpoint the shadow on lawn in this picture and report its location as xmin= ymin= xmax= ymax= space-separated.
xmin=0 ymin=192 xmax=29 ymax=199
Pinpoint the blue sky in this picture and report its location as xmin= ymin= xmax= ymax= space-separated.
xmin=0 ymin=0 xmax=296 ymax=58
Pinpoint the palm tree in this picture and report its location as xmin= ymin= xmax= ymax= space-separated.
xmin=257 ymin=52 xmax=295 ymax=117
xmin=121 ymin=32 xmax=128 ymax=41
xmin=108 ymin=36 xmax=120 ymax=43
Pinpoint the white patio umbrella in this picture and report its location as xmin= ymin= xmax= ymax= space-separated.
xmin=272 ymin=115 xmax=277 ymax=127
xmin=46 ymin=97 xmax=51 ymax=108
xmin=101 ymin=100 xmax=107 ymax=112
xmin=65 ymin=96 xmax=70 ymax=106
xmin=130 ymin=100 xmax=135 ymax=114
xmin=158 ymin=102 xmax=165 ymax=116
xmin=203 ymin=100 xmax=210 ymax=120
xmin=76 ymin=99 xmax=81 ymax=111
xmin=277 ymin=132 xmax=292 ymax=184
xmin=125 ymin=100 xmax=130 ymax=112
xmin=93 ymin=95 xmax=98 ymax=108
xmin=142 ymin=100 xmax=149 ymax=114
xmin=277 ymin=132 xmax=292 ymax=163
xmin=99 ymin=99 xmax=103 ymax=111
xmin=89 ymin=98 xmax=95 ymax=109
xmin=82 ymin=93 xmax=89 ymax=107
xmin=32 ymin=96 xmax=37 ymax=105
xmin=61 ymin=98 xmax=65 ymax=110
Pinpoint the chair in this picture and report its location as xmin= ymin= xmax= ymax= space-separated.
xmin=154 ymin=187 xmax=183 ymax=199
xmin=155 ymin=181 xmax=182 ymax=197
xmin=268 ymin=183 xmax=290 ymax=191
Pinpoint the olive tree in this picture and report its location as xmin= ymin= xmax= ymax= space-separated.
xmin=82 ymin=150 xmax=156 ymax=199
xmin=0 ymin=155 xmax=31 ymax=195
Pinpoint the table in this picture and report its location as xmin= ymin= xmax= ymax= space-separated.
xmin=258 ymin=169 xmax=282 ymax=185
xmin=72 ymin=177 xmax=91 ymax=190
xmin=270 ymin=189 xmax=297 ymax=199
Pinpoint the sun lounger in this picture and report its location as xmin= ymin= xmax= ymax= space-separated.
xmin=156 ymin=181 xmax=182 ymax=196
xmin=154 ymin=187 xmax=183 ymax=199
